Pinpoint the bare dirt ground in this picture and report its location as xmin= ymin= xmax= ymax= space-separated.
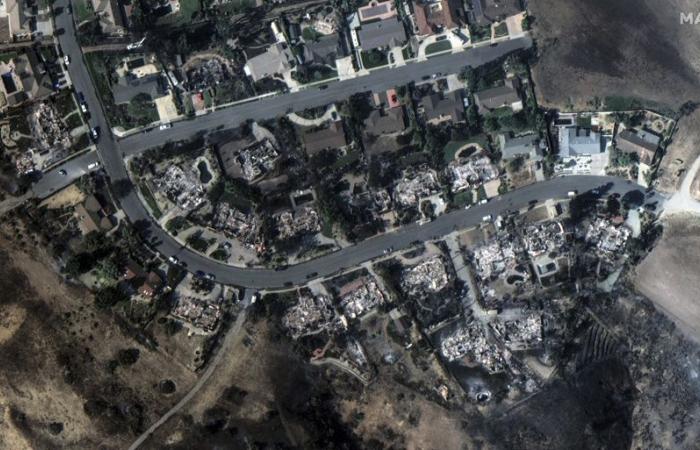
xmin=656 ymin=110 xmax=700 ymax=194
xmin=0 ymin=237 xmax=197 ymax=448
xmin=634 ymin=215 xmax=700 ymax=341
xmin=38 ymin=185 xmax=85 ymax=210
xmin=529 ymin=0 xmax=700 ymax=111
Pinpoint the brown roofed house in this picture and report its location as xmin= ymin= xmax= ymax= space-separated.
xmin=413 ymin=0 xmax=463 ymax=36
xmin=418 ymin=90 xmax=465 ymax=124
xmin=615 ymin=128 xmax=661 ymax=166
xmin=75 ymin=194 xmax=116 ymax=235
xmin=301 ymin=120 xmax=348 ymax=156
xmin=138 ymin=271 xmax=163 ymax=298
xmin=471 ymin=0 xmax=522 ymax=27
xmin=364 ymin=106 xmax=406 ymax=136
xmin=122 ymin=259 xmax=146 ymax=281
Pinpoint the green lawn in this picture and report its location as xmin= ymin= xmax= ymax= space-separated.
xmin=443 ymin=140 xmax=470 ymax=163
xmin=64 ymin=112 xmax=83 ymax=129
xmin=0 ymin=51 xmax=19 ymax=63
xmin=210 ymin=248 xmax=229 ymax=261
xmin=139 ymin=183 xmax=162 ymax=219
xmin=158 ymin=0 xmax=202 ymax=26
xmin=425 ymin=40 xmax=452 ymax=56
xmin=453 ymin=190 xmax=474 ymax=207
xmin=361 ymin=50 xmax=388 ymax=69
xmin=73 ymin=0 xmax=95 ymax=23
xmin=493 ymin=22 xmax=509 ymax=38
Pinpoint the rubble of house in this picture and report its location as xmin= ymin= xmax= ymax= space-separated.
xmin=472 ymin=236 xmax=531 ymax=302
xmin=153 ymin=165 xmax=207 ymax=211
xmin=212 ymin=203 xmax=258 ymax=246
xmin=440 ymin=322 xmax=507 ymax=373
xmin=490 ymin=312 xmax=543 ymax=351
xmin=29 ymin=103 xmax=73 ymax=153
xmin=275 ymin=206 xmax=321 ymax=239
xmin=283 ymin=294 xmax=343 ymax=339
xmin=393 ymin=169 xmax=440 ymax=206
xmin=449 ymin=155 xmax=499 ymax=192
xmin=585 ymin=218 xmax=630 ymax=257
xmin=338 ymin=277 xmax=386 ymax=319
xmin=171 ymin=296 xmax=223 ymax=333
xmin=522 ymin=221 xmax=566 ymax=258
xmin=231 ymin=138 xmax=279 ymax=181
xmin=184 ymin=57 xmax=233 ymax=92
xmin=403 ymin=256 xmax=449 ymax=293
xmin=373 ymin=189 xmax=392 ymax=212
xmin=521 ymin=221 xmax=568 ymax=281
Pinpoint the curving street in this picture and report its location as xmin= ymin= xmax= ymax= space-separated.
xmin=38 ymin=4 xmax=661 ymax=289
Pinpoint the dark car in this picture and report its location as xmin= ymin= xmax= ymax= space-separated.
xmin=318 ymin=84 xmax=328 ymax=90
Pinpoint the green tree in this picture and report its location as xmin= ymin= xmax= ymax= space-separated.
xmin=94 ymin=286 xmax=128 ymax=309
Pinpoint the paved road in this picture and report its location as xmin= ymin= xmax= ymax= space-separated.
xmin=32 ymin=150 xmax=100 ymax=198
xmin=130 ymin=175 xmax=660 ymax=288
xmin=128 ymin=289 xmax=255 ymax=450
xmin=118 ymin=37 xmax=533 ymax=154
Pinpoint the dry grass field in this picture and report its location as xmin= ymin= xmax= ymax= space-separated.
xmin=529 ymin=0 xmax=700 ymax=111
xmin=0 ymin=237 xmax=196 ymax=448
xmin=634 ymin=215 xmax=700 ymax=341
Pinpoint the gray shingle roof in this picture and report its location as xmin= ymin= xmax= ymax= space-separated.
xmin=358 ymin=18 xmax=407 ymax=51
xmin=498 ymin=132 xmax=541 ymax=160
xmin=616 ymin=129 xmax=661 ymax=165
xmin=559 ymin=127 xmax=604 ymax=157
xmin=420 ymin=91 xmax=464 ymax=122
xmin=112 ymin=74 xmax=162 ymax=104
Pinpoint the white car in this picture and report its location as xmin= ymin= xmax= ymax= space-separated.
xmin=168 ymin=256 xmax=179 ymax=264
xmin=482 ymin=214 xmax=492 ymax=222
xmin=87 ymin=161 xmax=100 ymax=170
xmin=567 ymin=190 xmax=578 ymax=197
xmin=63 ymin=55 xmax=70 ymax=66
xmin=80 ymin=103 xmax=88 ymax=113
xmin=479 ymin=199 xmax=488 ymax=205
xmin=159 ymin=123 xmax=172 ymax=130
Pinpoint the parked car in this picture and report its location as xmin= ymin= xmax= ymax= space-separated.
xmin=567 ymin=190 xmax=578 ymax=197
xmin=159 ymin=123 xmax=172 ymax=130
xmin=63 ymin=55 xmax=70 ymax=66
xmin=90 ymin=127 xmax=99 ymax=141
xmin=168 ymin=256 xmax=179 ymax=264
xmin=58 ymin=169 xmax=67 ymax=176
xmin=87 ymin=161 xmax=100 ymax=170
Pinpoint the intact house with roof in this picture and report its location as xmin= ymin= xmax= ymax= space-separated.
xmin=357 ymin=17 xmax=407 ymax=51
xmin=244 ymin=43 xmax=295 ymax=82
xmin=0 ymin=50 xmax=52 ymax=111
xmin=417 ymin=90 xmax=465 ymax=125
xmin=470 ymin=0 xmax=522 ymax=27
xmin=358 ymin=0 xmax=398 ymax=23
xmin=363 ymin=88 xmax=408 ymax=153
xmin=413 ymin=0 xmax=465 ymax=37
xmin=555 ymin=126 xmax=609 ymax=176
xmin=0 ymin=0 xmax=35 ymax=42
xmin=473 ymin=78 xmax=522 ymax=114
xmin=91 ymin=0 xmax=128 ymax=36
xmin=302 ymin=34 xmax=345 ymax=67
xmin=498 ymin=132 xmax=542 ymax=161
xmin=615 ymin=128 xmax=661 ymax=166
xmin=112 ymin=73 xmax=165 ymax=105
xmin=299 ymin=120 xmax=348 ymax=156
xmin=74 ymin=194 xmax=116 ymax=235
